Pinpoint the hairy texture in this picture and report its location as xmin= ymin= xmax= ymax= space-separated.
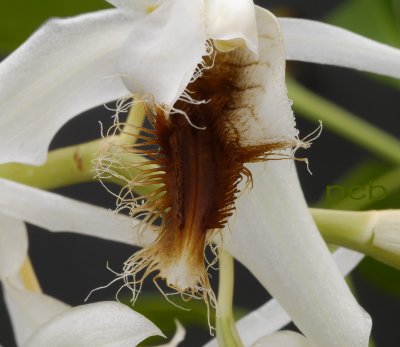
xmin=96 ymin=46 xmax=295 ymax=312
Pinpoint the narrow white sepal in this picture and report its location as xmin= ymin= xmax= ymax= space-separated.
xmin=279 ymin=18 xmax=400 ymax=79
xmin=0 ymin=178 xmax=156 ymax=246
xmin=155 ymin=320 xmax=186 ymax=347
xmin=223 ymin=161 xmax=371 ymax=347
xmin=203 ymin=248 xmax=364 ymax=347
xmin=3 ymin=281 xmax=70 ymax=347
xmin=251 ymin=331 xmax=310 ymax=347
xmin=205 ymin=0 xmax=258 ymax=54
xmin=0 ymin=9 xmax=134 ymax=165
xmin=0 ymin=215 xmax=28 ymax=280
xmin=24 ymin=302 xmax=163 ymax=347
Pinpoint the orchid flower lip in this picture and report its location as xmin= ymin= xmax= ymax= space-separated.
xmin=94 ymin=5 xmax=302 ymax=314
xmin=95 ymin=6 xmax=372 ymax=346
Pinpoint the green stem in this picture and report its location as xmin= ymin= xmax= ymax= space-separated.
xmin=0 ymin=139 xmax=101 ymax=189
xmin=312 ymin=209 xmax=374 ymax=252
xmin=118 ymin=97 xmax=147 ymax=145
xmin=312 ymin=208 xmax=400 ymax=271
xmin=0 ymin=138 xmax=153 ymax=196
xmin=0 ymin=99 xmax=152 ymax=194
xmin=287 ymin=78 xmax=400 ymax=165
xmin=216 ymin=249 xmax=244 ymax=347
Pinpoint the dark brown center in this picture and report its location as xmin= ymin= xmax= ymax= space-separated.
xmin=112 ymin=48 xmax=290 ymax=298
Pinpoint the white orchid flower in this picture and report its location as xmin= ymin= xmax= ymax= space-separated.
xmin=0 ymin=213 xmax=166 ymax=347
xmin=1 ymin=0 xmax=400 ymax=346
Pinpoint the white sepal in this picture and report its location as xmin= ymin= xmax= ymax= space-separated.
xmin=0 ymin=178 xmax=156 ymax=246
xmin=280 ymin=18 xmax=400 ymax=79
xmin=4 ymin=282 xmax=70 ymax=347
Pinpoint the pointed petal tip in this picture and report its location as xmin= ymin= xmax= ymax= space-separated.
xmin=156 ymin=320 xmax=186 ymax=347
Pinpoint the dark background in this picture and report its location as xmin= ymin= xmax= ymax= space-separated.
xmin=1 ymin=0 xmax=400 ymax=346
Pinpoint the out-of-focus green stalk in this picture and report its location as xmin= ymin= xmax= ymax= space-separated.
xmin=216 ymin=249 xmax=244 ymax=347
xmin=330 ymin=166 xmax=400 ymax=211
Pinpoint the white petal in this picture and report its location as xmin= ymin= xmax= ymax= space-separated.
xmin=0 ymin=9 xmax=135 ymax=165
xmin=236 ymin=249 xmax=364 ymax=346
xmin=24 ymin=301 xmax=163 ymax=347
xmin=0 ymin=215 xmax=28 ymax=280
xmin=279 ymin=18 xmax=400 ymax=79
xmin=223 ymin=161 xmax=371 ymax=347
xmin=204 ymin=249 xmax=365 ymax=347
xmin=251 ymin=331 xmax=310 ymax=347
xmin=3 ymin=281 xmax=70 ymax=346
xmin=239 ymin=249 xmax=364 ymax=347
xmin=205 ymin=0 xmax=258 ymax=54
xmin=118 ymin=0 xmax=207 ymax=106
xmin=0 ymin=178 xmax=156 ymax=246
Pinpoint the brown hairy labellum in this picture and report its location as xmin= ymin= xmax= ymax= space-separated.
xmin=96 ymin=44 xmax=298 ymax=310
